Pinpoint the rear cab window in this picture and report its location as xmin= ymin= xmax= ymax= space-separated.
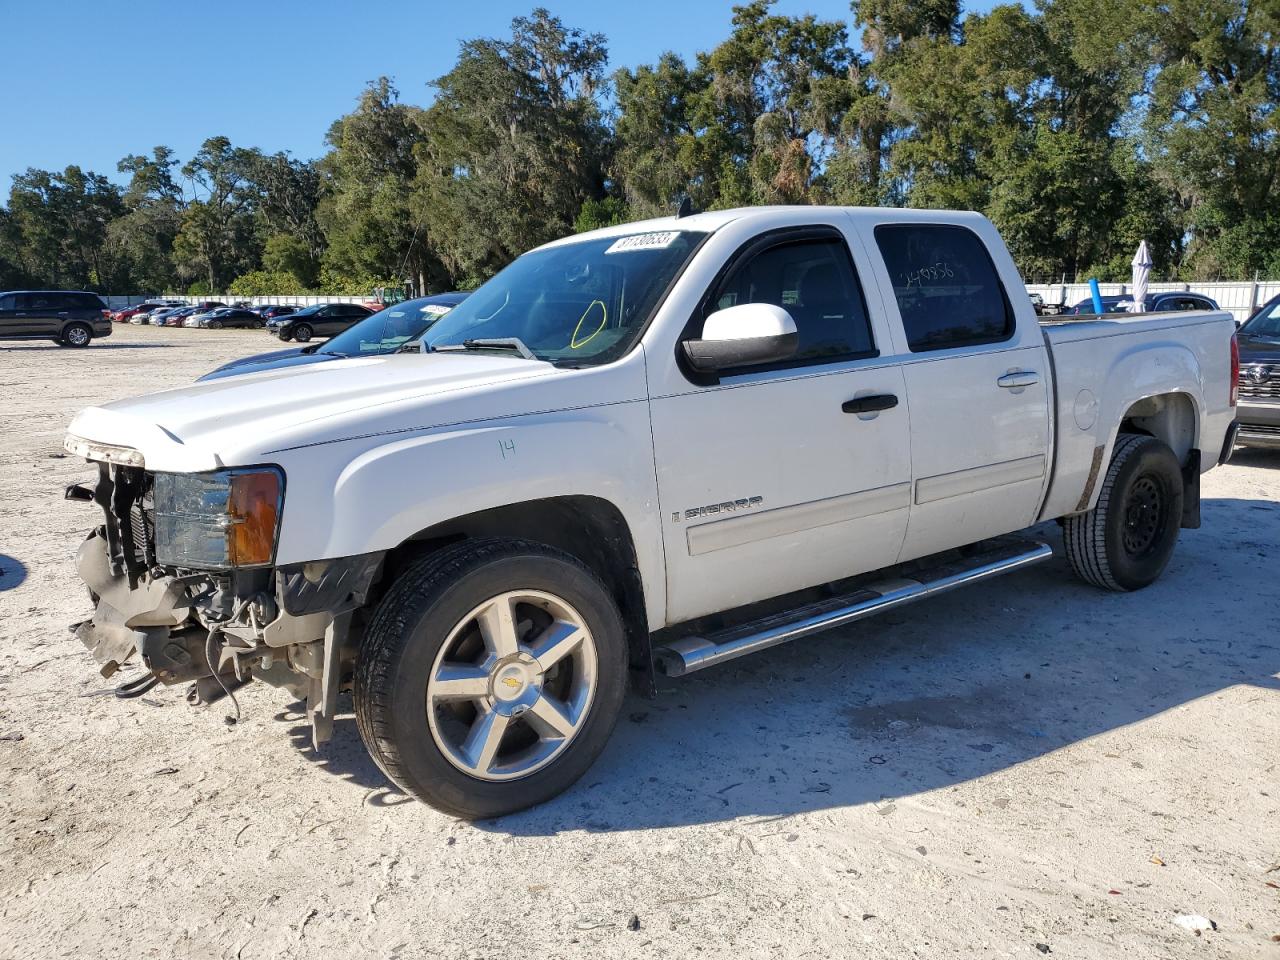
xmin=873 ymin=224 xmax=1014 ymax=352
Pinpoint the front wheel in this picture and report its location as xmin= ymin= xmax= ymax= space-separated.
xmin=206 ymin=319 xmax=223 ymax=329
xmin=354 ymin=539 xmax=627 ymax=818
xmin=1063 ymin=434 xmax=1184 ymax=591
xmin=292 ymin=323 xmax=313 ymax=342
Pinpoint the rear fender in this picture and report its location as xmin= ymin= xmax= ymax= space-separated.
xmin=1040 ymin=339 xmax=1205 ymax=520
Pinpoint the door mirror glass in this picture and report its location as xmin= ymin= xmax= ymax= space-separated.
xmin=682 ymin=303 xmax=799 ymax=372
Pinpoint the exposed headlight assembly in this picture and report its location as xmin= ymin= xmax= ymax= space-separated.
xmin=153 ymin=467 xmax=284 ymax=569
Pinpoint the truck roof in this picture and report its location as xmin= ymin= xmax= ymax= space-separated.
xmin=542 ymin=205 xmax=992 ymax=251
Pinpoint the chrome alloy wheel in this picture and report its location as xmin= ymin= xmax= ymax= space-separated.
xmin=426 ymin=590 xmax=598 ymax=781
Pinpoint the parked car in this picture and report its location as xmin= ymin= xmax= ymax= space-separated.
xmin=1028 ymin=292 xmax=1061 ymax=316
xmin=113 ymin=298 xmax=184 ymax=322
xmin=0 ymin=289 xmax=112 ymax=346
xmin=113 ymin=300 xmax=180 ymax=323
xmin=159 ymin=306 xmax=199 ymax=327
xmin=200 ymin=292 xmax=469 ymax=381
xmin=187 ymin=307 xmax=266 ymax=330
xmin=61 ymin=206 xmax=1238 ymax=817
xmin=256 ymin=304 xmax=299 ymax=320
xmin=149 ymin=307 xmax=184 ymax=325
xmin=266 ymin=302 xmax=374 ymax=341
xmin=1234 ymin=292 xmax=1280 ymax=448
xmin=182 ymin=306 xmax=229 ymax=327
xmin=1066 ymin=292 xmax=1220 ymax=315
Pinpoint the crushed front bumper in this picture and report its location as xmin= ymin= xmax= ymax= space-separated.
xmin=67 ymin=458 xmax=385 ymax=744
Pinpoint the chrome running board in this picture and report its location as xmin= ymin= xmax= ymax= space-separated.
xmin=653 ymin=537 xmax=1053 ymax=677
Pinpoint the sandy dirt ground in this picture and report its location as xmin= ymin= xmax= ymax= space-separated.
xmin=0 ymin=324 xmax=1277 ymax=960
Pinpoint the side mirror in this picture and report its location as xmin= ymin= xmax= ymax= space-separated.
xmin=682 ymin=303 xmax=799 ymax=373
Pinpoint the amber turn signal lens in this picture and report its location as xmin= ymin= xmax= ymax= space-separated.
xmin=227 ymin=470 xmax=282 ymax=566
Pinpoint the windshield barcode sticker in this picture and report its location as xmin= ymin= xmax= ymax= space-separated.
xmin=605 ymin=232 xmax=681 ymax=254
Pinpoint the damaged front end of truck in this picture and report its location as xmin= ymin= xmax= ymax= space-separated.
xmin=65 ymin=434 xmax=382 ymax=745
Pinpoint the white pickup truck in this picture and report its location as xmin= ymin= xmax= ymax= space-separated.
xmin=63 ymin=206 xmax=1239 ymax=817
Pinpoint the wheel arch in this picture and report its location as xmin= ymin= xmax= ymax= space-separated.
xmin=1115 ymin=390 xmax=1199 ymax=466
xmin=382 ymin=495 xmax=655 ymax=695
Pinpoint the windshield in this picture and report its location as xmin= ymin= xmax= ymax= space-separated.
xmin=1240 ymin=296 xmax=1280 ymax=337
xmin=322 ymin=298 xmax=460 ymax=355
xmin=423 ymin=230 xmax=707 ymax=364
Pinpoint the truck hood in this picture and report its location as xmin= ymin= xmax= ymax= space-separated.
xmin=67 ymin=352 xmax=560 ymax=472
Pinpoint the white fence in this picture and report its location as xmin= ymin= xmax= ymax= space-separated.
xmin=102 ymin=293 xmax=368 ymax=310
xmin=1026 ymin=281 xmax=1280 ymax=323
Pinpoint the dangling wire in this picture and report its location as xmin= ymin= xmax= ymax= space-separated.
xmin=570 ymin=300 xmax=607 ymax=349
xmin=205 ymin=626 xmax=242 ymax=725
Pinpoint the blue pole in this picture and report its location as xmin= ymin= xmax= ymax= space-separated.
xmin=1088 ymin=278 xmax=1104 ymax=315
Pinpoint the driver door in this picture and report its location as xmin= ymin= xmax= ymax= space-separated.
xmin=648 ymin=226 xmax=912 ymax=625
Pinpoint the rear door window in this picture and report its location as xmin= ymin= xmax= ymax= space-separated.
xmin=873 ymin=224 xmax=1013 ymax=352
xmin=0 ymin=294 xmax=15 ymax=310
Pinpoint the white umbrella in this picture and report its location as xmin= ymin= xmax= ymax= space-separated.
xmin=1129 ymin=241 xmax=1152 ymax=313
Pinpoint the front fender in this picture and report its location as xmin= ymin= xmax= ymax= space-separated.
xmin=272 ymin=400 xmax=666 ymax=627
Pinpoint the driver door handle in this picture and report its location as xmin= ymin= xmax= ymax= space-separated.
xmin=842 ymin=393 xmax=898 ymax=414
xmin=997 ymin=371 xmax=1039 ymax=389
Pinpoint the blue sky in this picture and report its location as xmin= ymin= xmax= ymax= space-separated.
xmin=0 ymin=0 xmax=1000 ymax=192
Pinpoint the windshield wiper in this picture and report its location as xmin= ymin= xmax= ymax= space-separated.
xmin=434 ymin=338 xmax=539 ymax=360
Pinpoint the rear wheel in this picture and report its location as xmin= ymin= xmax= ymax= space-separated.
xmin=354 ymin=539 xmax=627 ymax=818
xmin=292 ymin=323 xmax=313 ymax=342
xmin=1063 ymin=434 xmax=1183 ymax=591
xmin=61 ymin=323 xmax=92 ymax=347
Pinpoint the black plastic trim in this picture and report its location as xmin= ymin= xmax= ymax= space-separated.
xmin=1180 ymin=448 xmax=1202 ymax=529
xmin=1219 ymin=421 xmax=1240 ymax=464
xmin=842 ymin=393 xmax=899 ymax=414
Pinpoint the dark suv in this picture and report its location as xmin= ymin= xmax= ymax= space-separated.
xmin=0 ymin=290 xmax=112 ymax=347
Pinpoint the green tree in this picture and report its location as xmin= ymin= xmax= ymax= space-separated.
xmin=415 ymin=9 xmax=610 ymax=280
xmin=1143 ymin=0 xmax=1280 ymax=278
xmin=5 ymin=165 xmax=125 ymax=289
xmin=173 ymin=137 xmax=259 ymax=290
xmin=110 ymin=146 xmax=184 ymax=292
xmin=318 ymin=78 xmax=441 ymax=293
xmin=261 ymin=233 xmax=318 ymax=288
xmin=613 ymin=53 xmax=708 ymax=216
xmin=248 ymin=152 xmax=325 ymax=281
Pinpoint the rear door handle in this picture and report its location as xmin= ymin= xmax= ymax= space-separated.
xmin=842 ymin=393 xmax=899 ymax=414
xmin=997 ymin=371 xmax=1039 ymax=388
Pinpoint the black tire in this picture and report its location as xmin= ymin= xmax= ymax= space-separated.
xmin=61 ymin=323 xmax=92 ymax=348
xmin=292 ymin=323 xmax=313 ymax=342
xmin=354 ymin=538 xmax=628 ymax=818
xmin=207 ymin=319 xmax=223 ymax=329
xmin=1063 ymin=434 xmax=1184 ymax=591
